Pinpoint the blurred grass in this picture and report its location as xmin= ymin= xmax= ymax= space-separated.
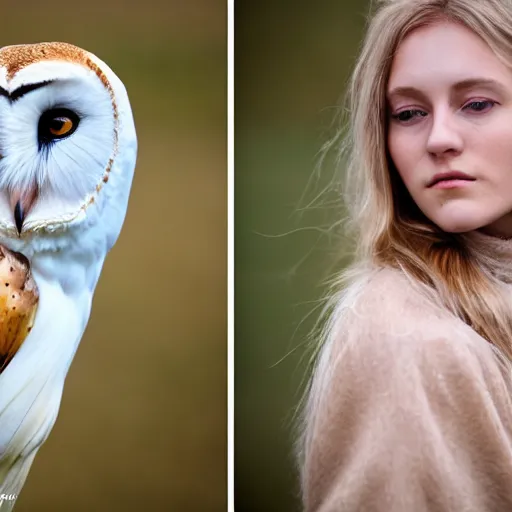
xmin=236 ymin=2 xmax=370 ymax=511
xmin=2 ymin=1 xmax=226 ymax=511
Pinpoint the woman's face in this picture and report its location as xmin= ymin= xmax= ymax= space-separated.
xmin=387 ymin=21 xmax=512 ymax=237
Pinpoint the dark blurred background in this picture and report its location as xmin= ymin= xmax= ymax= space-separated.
xmin=3 ymin=1 xmax=226 ymax=511
xmin=236 ymin=1 xmax=371 ymax=511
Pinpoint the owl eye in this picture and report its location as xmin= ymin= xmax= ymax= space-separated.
xmin=49 ymin=117 xmax=73 ymax=136
xmin=38 ymin=108 xmax=79 ymax=144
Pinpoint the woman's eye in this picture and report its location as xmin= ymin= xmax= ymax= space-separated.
xmin=391 ymin=109 xmax=427 ymax=123
xmin=463 ymin=100 xmax=496 ymax=112
xmin=38 ymin=108 xmax=80 ymax=145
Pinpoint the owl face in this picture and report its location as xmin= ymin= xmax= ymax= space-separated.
xmin=0 ymin=43 xmax=136 ymax=244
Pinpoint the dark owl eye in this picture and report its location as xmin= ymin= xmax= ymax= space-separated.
xmin=38 ymin=108 xmax=79 ymax=144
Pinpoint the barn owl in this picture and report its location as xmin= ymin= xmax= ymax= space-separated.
xmin=0 ymin=42 xmax=137 ymax=510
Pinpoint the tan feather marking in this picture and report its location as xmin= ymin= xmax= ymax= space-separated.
xmin=0 ymin=247 xmax=39 ymax=373
xmin=0 ymin=42 xmax=87 ymax=79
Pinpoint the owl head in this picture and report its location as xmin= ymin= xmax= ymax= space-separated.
xmin=0 ymin=42 xmax=137 ymax=254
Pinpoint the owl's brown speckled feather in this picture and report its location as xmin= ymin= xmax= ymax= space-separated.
xmin=0 ymin=247 xmax=38 ymax=373
xmin=0 ymin=42 xmax=114 ymax=93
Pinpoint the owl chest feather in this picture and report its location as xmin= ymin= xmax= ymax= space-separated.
xmin=0 ymin=238 xmax=105 ymax=498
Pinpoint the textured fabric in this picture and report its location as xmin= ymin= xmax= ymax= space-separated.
xmin=302 ymin=230 xmax=512 ymax=512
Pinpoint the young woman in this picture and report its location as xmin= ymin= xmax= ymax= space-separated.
xmin=298 ymin=1 xmax=512 ymax=510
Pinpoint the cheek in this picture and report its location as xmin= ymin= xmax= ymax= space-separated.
xmin=477 ymin=125 xmax=512 ymax=175
xmin=387 ymin=129 xmax=418 ymax=188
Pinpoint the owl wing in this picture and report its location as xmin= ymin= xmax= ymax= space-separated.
xmin=0 ymin=272 xmax=90 ymax=507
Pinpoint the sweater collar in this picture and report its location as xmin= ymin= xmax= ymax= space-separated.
xmin=462 ymin=229 xmax=512 ymax=284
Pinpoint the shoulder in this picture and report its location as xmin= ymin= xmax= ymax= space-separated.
xmin=308 ymin=268 xmax=511 ymax=436
xmin=325 ymin=266 xmax=497 ymax=378
xmin=302 ymin=269 xmax=512 ymax=512
xmin=346 ymin=266 xmax=444 ymax=329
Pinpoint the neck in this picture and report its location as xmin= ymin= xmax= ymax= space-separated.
xmin=462 ymin=229 xmax=512 ymax=284
xmin=475 ymin=223 xmax=512 ymax=241
xmin=0 ymin=218 xmax=108 ymax=296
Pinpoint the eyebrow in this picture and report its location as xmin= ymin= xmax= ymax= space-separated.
xmin=0 ymin=80 xmax=53 ymax=102
xmin=387 ymin=78 xmax=507 ymax=100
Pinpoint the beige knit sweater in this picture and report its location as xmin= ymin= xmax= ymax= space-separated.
xmin=301 ymin=230 xmax=512 ymax=512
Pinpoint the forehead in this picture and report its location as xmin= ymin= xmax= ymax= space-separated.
xmin=388 ymin=21 xmax=510 ymax=91
xmin=0 ymin=42 xmax=115 ymax=97
xmin=0 ymin=42 xmax=90 ymax=80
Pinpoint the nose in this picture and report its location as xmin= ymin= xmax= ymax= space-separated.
xmin=426 ymin=110 xmax=463 ymax=156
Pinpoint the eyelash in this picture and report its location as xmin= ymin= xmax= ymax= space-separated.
xmin=390 ymin=100 xmax=497 ymax=124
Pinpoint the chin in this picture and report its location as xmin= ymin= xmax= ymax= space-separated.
xmin=430 ymin=215 xmax=486 ymax=234
xmin=424 ymin=201 xmax=503 ymax=234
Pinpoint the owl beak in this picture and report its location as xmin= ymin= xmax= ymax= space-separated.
xmin=10 ymin=188 xmax=37 ymax=235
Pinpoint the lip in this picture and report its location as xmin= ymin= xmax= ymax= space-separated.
xmin=428 ymin=171 xmax=476 ymax=188
xmin=431 ymin=179 xmax=476 ymax=190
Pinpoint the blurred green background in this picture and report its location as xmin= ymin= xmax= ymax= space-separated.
xmin=236 ymin=1 xmax=371 ymax=511
xmin=3 ymin=1 xmax=226 ymax=511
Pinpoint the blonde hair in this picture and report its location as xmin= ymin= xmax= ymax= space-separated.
xmin=297 ymin=0 xmax=512 ymax=494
